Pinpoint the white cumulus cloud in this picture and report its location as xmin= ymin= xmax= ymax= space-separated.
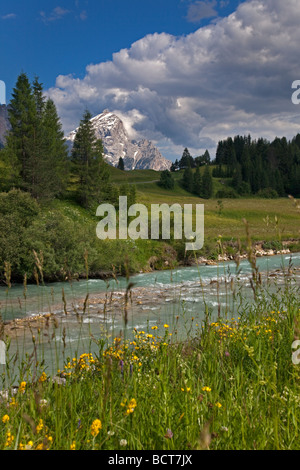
xmin=47 ymin=0 xmax=300 ymax=160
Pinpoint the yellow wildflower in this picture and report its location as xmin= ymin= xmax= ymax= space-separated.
xmin=91 ymin=419 xmax=102 ymax=437
xmin=2 ymin=414 xmax=9 ymax=424
xmin=25 ymin=441 xmax=33 ymax=450
xmin=9 ymin=398 xmax=17 ymax=408
xmin=36 ymin=419 xmax=44 ymax=434
xmin=126 ymin=398 xmax=137 ymax=414
xmin=39 ymin=372 xmax=47 ymax=383
xmin=19 ymin=381 xmax=26 ymax=393
xmin=70 ymin=441 xmax=76 ymax=450
xmin=202 ymin=386 xmax=212 ymax=392
xmin=5 ymin=431 xmax=14 ymax=447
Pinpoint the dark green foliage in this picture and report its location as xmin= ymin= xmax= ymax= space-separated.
xmin=215 ymin=187 xmax=239 ymax=198
xmin=214 ymin=132 xmax=300 ymax=197
xmin=193 ymin=166 xmax=202 ymax=196
xmin=181 ymin=164 xmax=194 ymax=192
xmin=0 ymin=189 xmax=99 ymax=282
xmin=5 ymin=73 xmax=36 ymax=189
xmin=0 ymin=189 xmax=40 ymax=277
xmin=71 ymin=110 xmax=110 ymax=208
xmin=256 ymin=188 xmax=279 ymax=199
xmin=195 ymin=150 xmax=210 ymax=166
xmin=119 ymin=182 xmax=137 ymax=206
xmin=170 ymin=159 xmax=179 ymax=172
xmin=38 ymin=98 xmax=69 ymax=199
xmin=201 ymin=165 xmax=213 ymax=199
xmin=117 ymin=157 xmax=125 ymax=170
xmin=179 ymin=148 xmax=195 ymax=169
xmin=158 ymin=170 xmax=174 ymax=189
xmin=2 ymin=73 xmax=69 ymax=200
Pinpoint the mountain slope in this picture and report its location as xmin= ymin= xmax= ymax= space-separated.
xmin=66 ymin=109 xmax=172 ymax=171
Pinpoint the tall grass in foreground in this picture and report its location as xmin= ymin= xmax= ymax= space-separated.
xmin=0 ymin=273 xmax=299 ymax=450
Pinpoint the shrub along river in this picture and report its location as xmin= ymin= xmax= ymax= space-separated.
xmin=1 ymin=252 xmax=300 ymax=374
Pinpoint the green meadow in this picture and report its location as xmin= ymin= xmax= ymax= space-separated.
xmin=108 ymin=166 xmax=300 ymax=245
xmin=1 ymin=163 xmax=300 ymax=451
xmin=0 ymin=258 xmax=299 ymax=450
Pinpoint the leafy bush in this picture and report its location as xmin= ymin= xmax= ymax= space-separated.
xmin=215 ymin=187 xmax=239 ymax=198
xmin=256 ymin=187 xmax=279 ymax=199
xmin=158 ymin=170 xmax=175 ymax=189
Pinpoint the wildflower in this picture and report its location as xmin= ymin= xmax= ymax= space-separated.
xmin=4 ymin=431 xmax=14 ymax=447
xmin=39 ymin=372 xmax=47 ymax=383
xmin=91 ymin=419 xmax=102 ymax=437
xmin=151 ymin=326 xmax=158 ymax=330
xmin=202 ymin=386 xmax=212 ymax=392
xmin=164 ymin=429 xmax=174 ymax=439
xmin=9 ymin=398 xmax=17 ymax=408
xmin=221 ymin=426 xmax=228 ymax=432
xmin=164 ymin=324 xmax=169 ymax=328
xmin=215 ymin=402 xmax=222 ymax=408
xmin=19 ymin=381 xmax=26 ymax=394
xmin=70 ymin=441 xmax=76 ymax=450
xmin=122 ymin=398 xmax=137 ymax=414
xmin=25 ymin=440 xmax=33 ymax=450
xmin=120 ymin=439 xmax=127 ymax=447
xmin=36 ymin=418 xmax=44 ymax=434
xmin=2 ymin=414 xmax=9 ymax=424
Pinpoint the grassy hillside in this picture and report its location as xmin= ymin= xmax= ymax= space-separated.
xmin=108 ymin=166 xmax=300 ymax=244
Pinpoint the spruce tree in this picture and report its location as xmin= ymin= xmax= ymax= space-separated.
xmin=193 ymin=165 xmax=202 ymax=196
xmin=201 ymin=165 xmax=213 ymax=199
xmin=6 ymin=72 xmax=36 ymax=188
xmin=117 ymin=157 xmax=125 ymax=170
xmin=72 ymin=110 xmax=110 ymax=208
xmin=179 ymin=148 xmax=194 ymax=169
xmin=33 ymin=76 xmax=46 ymax=117
xmin=232 ymin=163 xmax=242 ymax=192
xmin=39 ymin=98 xmax=69 ymax=199
xmin=4 ymin=73 xmax=69 ymax=201
xmin=159 ymin=170 xmax=174 ymax=189
xmin=182 ymin=163 xmax=194 ymax=193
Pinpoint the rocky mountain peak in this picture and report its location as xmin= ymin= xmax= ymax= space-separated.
xmin=67 ymin=110 xmax=172 ymax=171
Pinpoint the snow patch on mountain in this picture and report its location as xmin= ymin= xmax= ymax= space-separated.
xmin=67 ymin=109 xmax=172 ymax=171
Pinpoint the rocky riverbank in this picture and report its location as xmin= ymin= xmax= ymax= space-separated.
xmin=196 ymin=246 xmax=292 ymax=266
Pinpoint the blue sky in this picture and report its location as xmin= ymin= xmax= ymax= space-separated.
xmin=1 ymin=0 xmax=244 ymax=101
xmin=1 ymin=1 xmax=300 ymax=161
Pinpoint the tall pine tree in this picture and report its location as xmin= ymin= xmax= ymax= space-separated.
xmin=201 ymin=165 xmax=213 ymax=199
xmin=193 ymin=166 xmax=202 ymax=196
xmin=6 ymin=73 xmax=36 ymax=189
xmin=39 ymin=98 xmax=69 ymax=199
xmin=4 ymin=73 xmax=69 ymax=200
xmin=72 ymin=110 xmax=110 ymax=208
xmin=182 ymin=162 xmax=194 ymax=193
